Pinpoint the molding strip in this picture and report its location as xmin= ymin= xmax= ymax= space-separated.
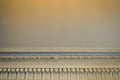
xmin=0 ymin=48 xmax=120 ymax=52
xmin=0 ymin=55 xmax=120 ymax=59
xmin=0 ymin=68 xmax=119 ymax=80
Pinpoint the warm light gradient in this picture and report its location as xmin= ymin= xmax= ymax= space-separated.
xmin=0 ymin=0 xmax=120 ymax=48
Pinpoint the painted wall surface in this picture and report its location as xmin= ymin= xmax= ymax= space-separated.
xmin=0 ymin=0 xmax=120 ymax=49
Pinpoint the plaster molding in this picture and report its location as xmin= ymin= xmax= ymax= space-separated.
xmin=0 ymin=54 xmax=120 ymax=80
xmin=0 ymin=55 xmax=120 ymax=68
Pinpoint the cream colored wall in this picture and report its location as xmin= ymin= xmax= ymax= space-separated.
xmin=0 ymin=0 xmax=120 ymax=49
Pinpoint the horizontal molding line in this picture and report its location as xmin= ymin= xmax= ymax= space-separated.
xmin=0 ymin=68 xmax=120 ymax=80
xmin=1 ymin=60 xmax=120 ymax=68
xmin=0 ymin=48 xmax=120 ymax=52
xmin=0 ymin=55 xmax=120 ymax=59
xmin=0 ymin=68 xmax=120 ymax=72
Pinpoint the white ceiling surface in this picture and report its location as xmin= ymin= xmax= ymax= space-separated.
xmin=0 ymin=0 xmax=120 ymax=49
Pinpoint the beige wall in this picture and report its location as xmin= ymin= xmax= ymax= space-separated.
xmin=0 ymin=0 xmax=120 ymax=49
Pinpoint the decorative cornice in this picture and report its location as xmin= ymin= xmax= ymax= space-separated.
xmin=0 ymin=48 xmax=120 ymax=52
xmin=0 ymin=54 xmax=120 ymax=80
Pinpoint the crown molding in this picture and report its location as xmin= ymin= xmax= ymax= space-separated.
xmin=0 ymin=54 xmax=120 ymax=80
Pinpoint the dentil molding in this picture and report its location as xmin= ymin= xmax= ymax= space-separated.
xmin=0 ymin=53 xmax=120 ymax=80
